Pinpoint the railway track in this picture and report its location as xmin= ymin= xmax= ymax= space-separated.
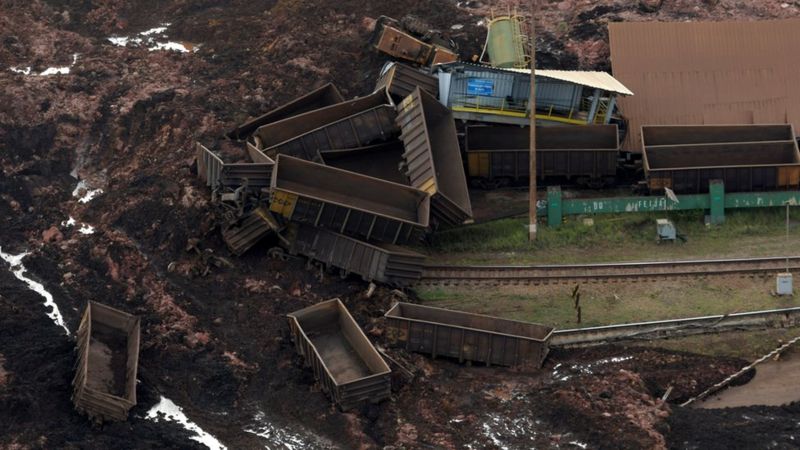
xmin=417 ymin=256 xmax=800 ymax=286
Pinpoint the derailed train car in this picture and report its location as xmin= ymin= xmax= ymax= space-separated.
xmin=287 ymin=299 xmax=391 ymax=410
xmin=465 ymin=124 xmax=620 ymax=187
xmin=396 ymin=87 xmax=473 ymax=227
xmin=229 ymin=83 xmax=345 ymax=140
xmin=72 ymin=302 xmax=141 ymax=422
xmin=251 ymin=90 xmax=391 ymax=151
xmin=385 ymin=302 xmax=553 ymax=367
xmin=264 ymin=104 xmax=400 ymax=162
xmin=284 ymin=223 xmax=426 ymax=286
xmin=269 ymin=155 xmax=430 ymax=245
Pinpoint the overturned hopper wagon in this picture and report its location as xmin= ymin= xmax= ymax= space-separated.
xmin=642 ymin=124 xmax=800 ymax=193
xmin=265 ymin=104 xmax=399 ymax=162
xmin=252 ymin=90 xmax=390 ymax=151
xmin=72 ymin=301 xmax=141 ymax=422
xmin=370 ymin=16 xmax=458 ymax=67
xmin=385 ymin=302 xmax=553 ymax=367
xmin=269 ymin=155 xmax=430 ymax=244
xmin=285 ymin=223 xmax=426 ymax=286
xmin=229 ymin=83 xmax=344 ymax=140
xmin=375 ymin=62 xmax=439 ymax=102
xmin=465 ymin=124 xmax=619 ymax=186
xmin=287 ymin=299 xmax=391 ymax=410
xmin=396 ymin=87 xmax=472 ymax=227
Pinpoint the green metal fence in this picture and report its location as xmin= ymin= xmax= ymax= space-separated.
xmin=543 ymin=180 xmax=800 ymax=228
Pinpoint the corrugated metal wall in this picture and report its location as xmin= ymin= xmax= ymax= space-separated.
xmin=444 ymin=66 xmax=583 ymax=113
xmin=610 ymin=20 xmax=800 ymax=152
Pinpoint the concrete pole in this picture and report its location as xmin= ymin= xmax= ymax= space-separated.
xmin=528 ymin=4 xmax=537 ymax=241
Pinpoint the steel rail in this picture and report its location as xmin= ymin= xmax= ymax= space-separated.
xmin=417 ymin=256 xmax=800 ymax=285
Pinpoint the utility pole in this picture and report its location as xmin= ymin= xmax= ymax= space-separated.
xmin=528 ymin=4 xmax=537 ymax=241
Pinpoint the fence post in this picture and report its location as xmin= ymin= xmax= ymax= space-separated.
xmin=709 ymin=180 xmax=725 ymax=225
xmin=547 ymin=186 xmax=562 ymax=228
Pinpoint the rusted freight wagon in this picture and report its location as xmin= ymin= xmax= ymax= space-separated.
xmin=251 ymin=90 xmax=390 ymax=151
xmin=264 ymin=105 xmax=400 ymax=162
xmin=465 ymin=124 xmax=619 ymax=187
xmin=197 ymin=143 xmax=274 ymax=191
xmin=229 ymin=83 xmax=344 ymax=140
xmin=370 ymin=16 xmax=458 ymax=67
xmin=320 ymin=141 xmax=409 ymax=185
xmin=385 ymin=303 xmax=553 ymax=367
xmin=72 ymin=301 xmax=141 ymax=422
xmin=642 ymin=125 xmax=800 ymax=193
xmin=375 ymin=62 xmax=439 ymax=102
xmin=396 ymin=87 xmax=472 ymax=227
xmin=269 ymin=155 xmax=430 ymax=244
xmin=286 ymin=223 xmax=426 ymax=286
xmin=287 ymin=299 xmax=391 ymax=410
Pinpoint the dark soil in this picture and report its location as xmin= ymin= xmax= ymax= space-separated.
xmin=2 ymin=0 xmax=800 ymax=448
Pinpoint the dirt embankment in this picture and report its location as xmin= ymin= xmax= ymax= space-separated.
xmin=2 ymin=0 xmax=800 ymax=448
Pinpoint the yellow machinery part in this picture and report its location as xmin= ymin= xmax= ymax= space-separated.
xmin=269 ymin=190 xmax=298 ymax=219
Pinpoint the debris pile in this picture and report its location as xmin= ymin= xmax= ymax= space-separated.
xmin=196 ymin=19 xmax=481 ymax=286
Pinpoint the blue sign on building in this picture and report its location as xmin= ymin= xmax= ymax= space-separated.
xmin=467 ymin=78 xmax=494 ymax=96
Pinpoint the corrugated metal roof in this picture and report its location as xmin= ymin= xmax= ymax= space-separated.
xmin=436 ymin=62 xmax=633 ymax=96
xmin=507 ymin=68 xmax=634 ymax=96
xmin=609 ymin=19 xmax=800 ymax=152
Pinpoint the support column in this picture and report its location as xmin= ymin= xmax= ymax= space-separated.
xmin=604 ymin=96 xmax=617 ymax=124
xmin=709 ymin=179 xmax=725 ymax=225
xmin=587 ymin=88 xmax=601 ymax=124
xmin=547 ymin=186 xmax=562 ymax=228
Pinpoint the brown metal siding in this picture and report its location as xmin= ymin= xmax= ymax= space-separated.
xmin=384 ymin=303 xmax=553 ymax=368
xmin=609 ymin=20 xmax=800 ymax=152
xmin=396 ymin=87 xmax=472 ymax=227
xmin=287 ymin=299 xmax=391 ymax=410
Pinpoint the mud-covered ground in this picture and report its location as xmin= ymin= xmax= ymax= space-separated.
xmin=3 ymin=0 xmax=800 ymax=448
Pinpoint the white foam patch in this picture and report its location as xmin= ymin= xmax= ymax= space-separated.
xmin=108 ymin=23 xmax=197 ymax=53
xmin=72 ymin=180 xmax=104 ymax=203
xmin=78 ymin=224 xmax=95 ymax=235
xmin=146 ymin=396 xmax=226 ymax=450
xmin=62 ymin=217 xmax=77 ymax=227
xmin=0 ymin=246 xmax=69 ymax=335
xmin=244 ymin=410 xmax=307 ymax=449
xmin=141 ymin=26 xmax=169 ymax=36
xmin=10 ymin=54 xmax=78 ymax=76
xmin=108 ymin=36 xmax=137 ymax=46
xmin=149 ymin=42 xmax=190 ymax=53
xmin=451 ymin=24 xmax=464 ymax=30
